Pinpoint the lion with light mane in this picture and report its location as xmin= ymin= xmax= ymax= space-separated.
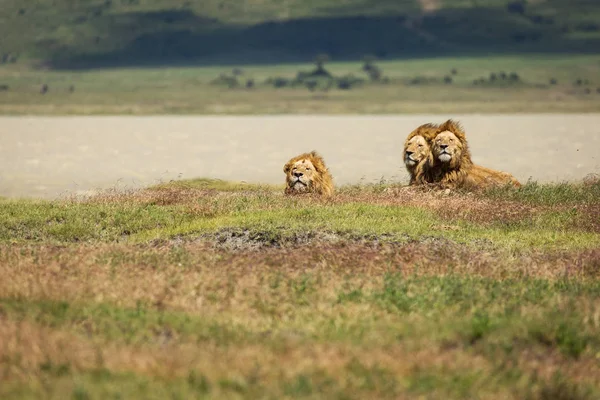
xmin=431 ymin=119 xmax=521 ymax=189
xmin=403 ymin=123 xmax=438 ymax=185
xmin=283 ymin=151 xmax=334 ymax=197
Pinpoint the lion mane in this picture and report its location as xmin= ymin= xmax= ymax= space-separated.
xmin=283 ymin=151 xmax=334 ymax=197
xmin=427 ymin=119 xmax=521 ymax=189
xmin=403 ymin=123 xmax=438 ymax=185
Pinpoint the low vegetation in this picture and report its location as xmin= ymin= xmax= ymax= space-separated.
xmin=0 ymin=55 xmax=599 ymax=114
xmin=1 ymin=178 xmax=600 ymax=399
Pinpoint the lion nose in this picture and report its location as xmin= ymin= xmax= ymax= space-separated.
xmin=439 ymin=144 xmax=448 ymax=150
xmin=293 ymin=171 xmax=303 ymax=178
xmin=405 ymin=150 xmax=414 ymax=156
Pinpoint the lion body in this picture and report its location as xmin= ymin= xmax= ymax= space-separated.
xmin=283 ymin=151 xmax=334 ymax=197
xmin=411 ymin=119 xmax=521 ymax=189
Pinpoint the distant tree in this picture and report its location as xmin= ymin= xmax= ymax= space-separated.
xmin=314 ymin=53 xmax=330 ymax=74
xmin=305 ymin=80 xmax=317 ymax=92
xmin=361 ymin=55 xmax=377 ymax=72
xmin=361 ymin=55 xmax=383 ymax=81
xmin=443 ymin=75 xmax=453 ymax=84
xmin=450 ymin=68 xmax=458 ymax=75
xmin=508 ymin=72 xmax=520 ymax=82
xmin=489 ymin=72 xmax=497 ymax=82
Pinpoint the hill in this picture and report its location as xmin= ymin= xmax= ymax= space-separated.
xmin=1 ymin=0 xmax=599 ymax=69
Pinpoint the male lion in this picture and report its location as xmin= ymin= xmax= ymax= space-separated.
xmin=431 ymin=119 xmax=520 ymax=189
xmin=403 ymin=122 xmax=441 ymax=185
xmin=404 ymin=134 xmax=434 ymax=185
xmin=283 ymin=151 xmax=334 ymax=197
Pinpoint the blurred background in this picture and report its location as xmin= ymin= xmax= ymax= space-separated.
xmin=0 ymin=0 xmax=599 ymax=114
xmin=1 ymin=1 xmax=599 ymax=198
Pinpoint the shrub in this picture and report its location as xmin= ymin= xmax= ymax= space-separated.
xmin=549 ymin=78 xmax=557 ymax=85
xmin=508 ymin=72 xmax=520 ymax=82
xmin=367 ymin=65 xmax=383 ymax=81
xmin=443 ymin=75 xmax=453 ymax=84
xmin=336 ymin=75 xmax=364 ymax=90
xmin=210 ymin=74 xmax=239 ymax=88
xmin=451 ymin=68 xmax=458 ymax=75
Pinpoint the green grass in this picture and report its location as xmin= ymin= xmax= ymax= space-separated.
xmin=1 ymin=180 xmax=599 ymax=399
xmin=1 ymin=180 xmax=599 ymax=251
xmin=0 ymin=54 xmax=599 ymax=114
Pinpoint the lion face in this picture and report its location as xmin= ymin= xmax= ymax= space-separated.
xmin=285 ymin=158 xmax=318 ymax=193
xmin=404 ymin=135 xmax=431 ymax=167
xmin=283 ymin=151 xmax=334 ymax=197
xmin=432 ymin=130 xmax=463 ymax=164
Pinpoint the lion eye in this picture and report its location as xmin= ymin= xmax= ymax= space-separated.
xmin=418 ymin=144 xmax=423 ymax=147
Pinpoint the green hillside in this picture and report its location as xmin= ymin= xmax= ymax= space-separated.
xmin=1 ymin=0 xmax=599 ymax=68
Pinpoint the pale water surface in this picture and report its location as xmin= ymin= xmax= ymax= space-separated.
xmin=1 ymin=115 xmax=599 ymax=199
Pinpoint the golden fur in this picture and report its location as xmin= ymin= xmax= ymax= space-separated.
xmin=283 ymin=151 xmax=334 ymax=197
xmin=425 ymin=119 xmax=520 ymax=189
xmin=403 ymin=134 xmax=434 ymax=185
xmin=465 ymin=165 xmax=522 ymax=189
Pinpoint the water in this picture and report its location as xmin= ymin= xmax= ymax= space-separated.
xmin=1 ymin=114 xmax=598 ymax=198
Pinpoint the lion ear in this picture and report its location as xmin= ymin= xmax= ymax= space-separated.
xmin=309 ymin=151 xmax=325 ymax=173
xmin=283 ymin=161 xmax=292 ymax=174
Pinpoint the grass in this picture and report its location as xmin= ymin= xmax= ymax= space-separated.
xmin=0 ymin=54 xmax=599 ymax=114
xmin=1 ymin=179 xmax=600 ymax=399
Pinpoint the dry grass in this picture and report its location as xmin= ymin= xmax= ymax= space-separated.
xmin=1 ymin=180 xmax=600 ymax=399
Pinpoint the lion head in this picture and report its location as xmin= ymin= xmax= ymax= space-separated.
xmin=430 ymin=119 xmax=473 ymax=187
xmin=403 ymin=123 xmax=441 ymax=185
xmin=283 ymin=151 xmax=334 ymax=197
xmin=404 ymin=134 xmax=434 ymax=185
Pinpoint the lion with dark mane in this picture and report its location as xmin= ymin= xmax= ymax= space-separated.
xmin=283 ymin=151 xmax=334 ymax=197
xmin=430 ymin=119 xmax=521 ymax=189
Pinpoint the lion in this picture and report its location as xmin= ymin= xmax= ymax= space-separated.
xmin=403 ymin=123 xmax=440 ymax=185
xmin=430 ymin=119 xmax=520 ymax=189
xmin=283 ymin=151 xmax=334 ymax=197
xmin=404 ymin=134 xmax=434 ymax=185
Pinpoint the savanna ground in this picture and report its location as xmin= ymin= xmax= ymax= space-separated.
xmin=1 ymin=55 xmax=600 ymax=114
xmin=2 ymin=177 xmax=600 ymax=399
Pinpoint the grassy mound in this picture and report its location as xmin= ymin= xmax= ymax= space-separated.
xmin=1 ymin=179 xmax=599 ymax=399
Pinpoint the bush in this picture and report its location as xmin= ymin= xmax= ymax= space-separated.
xmin=508 ymin=72 xmax=520 ymax=82
xmin=451 ymin=68 xmax=458 ymax=75
xmin=271 ymin=77 xmax=290 ymax=88
xmin=443 ymin=75 xmax=453 ymax=84
xmin=336 ymin=75 xmax=364 ymax=90
xmin=245 ymin=79 xmax=254 ymax=89
xmin=549 ymin=78 xmax=557 ymax=85
xmin=210 ymin=74 xmax=239 ymax=88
